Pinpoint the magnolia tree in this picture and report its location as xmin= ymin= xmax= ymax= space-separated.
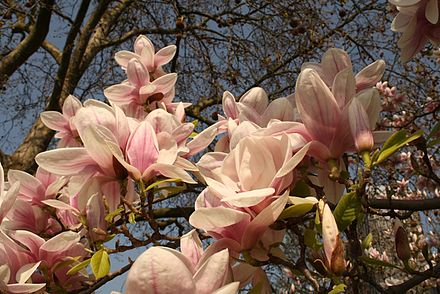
xmin=0 ymin=0 xmax=440 ymax=293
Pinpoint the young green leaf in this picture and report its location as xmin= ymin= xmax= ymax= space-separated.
xmin=67 ymin=258 xmax=91 ymax=276
xmin=333 ymin=191 xmax=361 ymax=232
xmin=374 ymin=130 xmax=423 ymax=165
xmin=91 ymin=249 xmax=110 ymax=279
xmin=362 ymin=233 xmax=373 ymax=249
xmin=360 ymin=256 xmax=400 ymax=269
xmin=328 ymin=284 xmax=346 ymax=294
xmin=145 ymin=178 xmax=182 ymax=191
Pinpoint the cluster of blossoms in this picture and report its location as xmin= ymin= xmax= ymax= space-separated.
xmin=0 ymin=34 xmax=395 ymax=293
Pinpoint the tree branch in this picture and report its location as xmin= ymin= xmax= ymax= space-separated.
xmin=368 ymin=198 xmax=440 ymax=211
xmin=0 ymin=0 xmax=55 ymax=87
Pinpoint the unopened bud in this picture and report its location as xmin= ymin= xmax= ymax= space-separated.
xmin=330 ymin=237 xmax=346 ymax=276
xmin=395 ymin=220 xmax=411 ymax=262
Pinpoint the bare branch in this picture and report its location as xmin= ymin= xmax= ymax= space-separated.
xmin=0 ymin=0 xmax=55 ymax=87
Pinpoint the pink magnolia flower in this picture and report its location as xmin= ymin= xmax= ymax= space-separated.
xmin=0 ymin=163 xmax=19 ymax=225
xmin=390 ymin=0 xmax=440 ymax=61
xmin=104 ymin=58 xmax=179 ymax=119
xmin=295 ymin=67 xmax=382 ymax=161
xmin=8 ymin=167 xmax=67 ymax=206
xmin=114 ymin=35 xmax=176 ymax=78
xmin=222 ymin=87 xmax=297 ymax=127
xmin=87 ymin=116 xmax=196 ymax=184
xmin=40 ymin=95 xmax=83 ymax=147
xmin=187 ymin=88 xmax=299 ymax=156
xmin=189 ymin=135 xmax=311 ymax=252
xmin=0 ymin=262 xmax=45 ymax=294
xmin=301 ymin=48 xmax=385 ymax=92
xmin=7 ymin=230 xmax=88 ymax=290
xmin=125 ymin=230 xmax=239 ymax=294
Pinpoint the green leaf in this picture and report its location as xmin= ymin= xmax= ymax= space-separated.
xmin=279 ymin=203 xmax=315 ymax=219
xmin=362 ymin=233 xmax=373 ymax=249
xmin=145 ymin=178 xmax=182 ymax=191
xmin=360 ymin=256 xmax=400 ymax=269
xmin=304 ymin=228 xmax=321 ymax=250
xmin=374 ymin=130 xmax=423 ymax=165
xmin=333 ymin=191 xmax=361 ymax=232
xmin=104 ymin=207 xmax=124 ymax=223
xmin=291 ymin=180 xmax=311 ymax=197
xmin=128 ymin=212 xmax=136 ymax=224
xmin=91 ymin=249 xmax=110 ymax=279
xmin=67 ymin=258 xmax=91 ymax=276
xmin=328 ymin=284 xmax=346 ymax=294
xmin=427 ymin=121 xmax=440 ymax=140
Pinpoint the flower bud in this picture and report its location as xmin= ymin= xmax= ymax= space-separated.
xmin=394 ymin=220 xmax=411 ymax=262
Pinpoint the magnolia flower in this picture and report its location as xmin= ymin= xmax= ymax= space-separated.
xmin=0 ymin=263 xmax=45 ymax=294
xmin=188 ymin=88 xmax=300 ymax=156
xmin=40 ymin=95 xmax=83 ymax=147
xmin=125 ymin=230 xmax=239 ymax=294
xmin=295 ymin=67 xmax=381 ymax=161
xmin=8 ymin=167 xmax=67 ymax=206
xmin=114 ymin=35 xmax=176 ymax=78
xmin=0 ymin=163 xmax=19 ymax=225
xmin=301 ymin=48 xmax=385 ymax=91
xmin=222 ymin=87 xmax=297 ymax=127
xmin=104 ymin=58 xmax=179 ymax=119
xmin=190 ymin=135 xmax=310 ymax=251
xmin=390 ymin=0 xmax=440 ymax=61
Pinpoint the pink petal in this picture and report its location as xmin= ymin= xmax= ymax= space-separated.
xmin=276 ymin=142 xmax=311 ymax=177
xmin=127 ymin=59 xmax=150 ymax=87
xmin=35 ymin=148 xmax=96 ymax=175
xmin=8 ymin=170 xmax=44 ymax=202
xmin=355 ymin=88 xmax=381 ymax=129
xmin=155 ymin=45 xmax=177 ymax=67
xmin=16 ymin=262 xmax=41 ymax=284
xmin=295 ymin=68 xmax=341 ymax=146
xmin=238 ymin=87 xmax=268 ymax=115
xmin=348 ymin=99 xmax=373 ymax=151
xmin=7 ymin=283 xmax=46 ymax=293
xmin=125 ymin=247 xmax=196 ymax=294
xmin=189 ymin=207 xmax=250 ymax=230
xmin=222 ymin=91 xmax=239 ymax=119
xmin=152 ymin=73 xmax=178 ymax=94
xmin=114 ymin=51 xmax=139 ymax=69
xmin=9 ymin=230 xmax=45 ymax=255
xmin=104 ymin=84 xmax=137 ymax=105
xmin=40 ymin=231 xmax=80 ymax=253
xmin=193 ymin=249 xmax=231 ymax=294
xmin=146 ymin=163 xmax=196 ymax=184
xmin=134 ymin=35 xmax=154 ymax=55
xmin=355 ymin=60 xmax=386 ymax=91
xmin=321 ymin=48 xmax=352 ymax=85
xmin=426 ymin=0 xmax=439 ymax=24
xmin=221 ymin=188 xmax=275 ymax=207
xmin=40 ymin=111 xmax=69 ymax=132
xmin=62 ymin=95 xmax=82 ymax=117
xmin=261 ymin=98 xmax=295 ymax=125
xmin=181 ymin=230 xmax=204 ymax=268
xmin=332 ymin=67 xmax=356 ymax=108
xmin=126 ymin=121 xmax=159 ymax=173
xmin=0 ymin=182 xmax=19 ymax=222
xmin=241 ymin=192 xmax=288 ymax=249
